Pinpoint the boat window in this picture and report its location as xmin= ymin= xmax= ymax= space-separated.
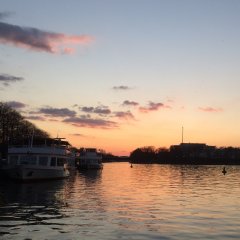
xmin=9 ymin=155 xmax=18 ymax=165
xmin=19 ymin=155 xmax=37 ymax=165
xmin=57 ymin=158 xmax=65 ymax=166
xmin=19 ymin=156 xmax=28 ymax=165
xmin=50 ymin=157 xmax=56 ymax=166
xmin=39 ymin=156 xmax=48 ymax=166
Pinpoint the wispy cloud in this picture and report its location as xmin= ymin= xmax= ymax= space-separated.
xmin=0 ymin=74 xmax=24 ymax=86
xmin=114 ymin=111 xmax=135 ymax=120
xmin=94 ymin=107 xmax=111 ymax=115
xmin=39 ymin=107 xmax=76 ymax=117
xmin=63 ymin=116 xmax=118 ymax=129
xmin=0 ymin=12 xmax=13 ymax=20
xmin=25 ymin=115 xmax=45 ymax=121
xmin=81 ymin=107 xmax=94 ymax=113
xmin=48 ymin=118 xmax=60 ymax=122
xmin=70 ymin=133 xmax=85 ymax=137
xmin=80 ymin=106 xmax=111 ymax=115
xmin=6 ymin=101 xmax=26 ymax=109
xmin=69 ymin=133 xmax=95 ymax=139
xmin=112 ymin=86 xmax=131 ymax=91
xmin=198 ymin=107 xmax=223 ymax=113
xmin=0 ymin=21 xmax=93 ymax=54
xmin=139 ymin=101 xmax=170 ymax=113
xmin=122 ymin=100 xmax=139 ymax=107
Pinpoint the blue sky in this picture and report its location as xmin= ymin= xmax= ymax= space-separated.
xmin=1 ymin=0 xmax=240 ymax=155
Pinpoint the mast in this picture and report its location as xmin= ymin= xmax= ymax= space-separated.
xmin=182 ymin=126 xmax=184 ymax=144
xmin=30 ymin=128 xmax=34 ymax=148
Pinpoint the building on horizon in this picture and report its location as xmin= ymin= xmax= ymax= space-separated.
xmin=169 ymin=143 xmax=240 ymax=164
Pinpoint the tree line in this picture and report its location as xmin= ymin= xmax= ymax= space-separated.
xmin=130 ymin=146 xmax=169 ymax=163
xmin=130 ymin=144 xmax=240 ymax=165
xmin=0 ymin=102 xmax=49 ymax=157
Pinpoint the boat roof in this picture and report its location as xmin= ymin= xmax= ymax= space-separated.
xmin=10 ymin=137 xmax=71 ymax=147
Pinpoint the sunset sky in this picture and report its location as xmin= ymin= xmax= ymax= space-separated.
xmin=1 ymin=0 xmax=240 ymax=155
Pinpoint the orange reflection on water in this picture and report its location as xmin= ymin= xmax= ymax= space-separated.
xmin=1 ymin=163 xmax=240 ymax=239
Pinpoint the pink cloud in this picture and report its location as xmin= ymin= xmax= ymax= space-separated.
xmin=38 ymin=107 xmax=76 ymax=117
xmin=80 ymin=105 xmax=111 ymax=115
xmin=25 ymin=115 xmax=45 ymax=121
xmin=0 ymin=21 xmax=93 ymax=54
xmin=114 ymin=111 xmax=135 ymax=120
xmin=63 ymin=116 xmax=118 ymax=129
xmin=63 ymin=47 xmax=75 ymax=54
xmin=139 ymin=101 xmax=170 ymax=113
xmin=122 ymin=100 xmax=139 ymax=107
xmin=198 ymin=107 xmax=223 ymax=112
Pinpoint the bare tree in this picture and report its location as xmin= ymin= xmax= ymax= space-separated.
xmin=0 ymin=102 xmax=49 ymax=156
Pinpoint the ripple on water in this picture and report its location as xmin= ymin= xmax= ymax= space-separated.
xmin=1 ymin=163 xmax=240 ymax=239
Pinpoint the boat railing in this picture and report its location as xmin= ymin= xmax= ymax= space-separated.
xmin=8 ymin=145 xmax=74 ymax=156
xmin=9 ymin=143 xmax=67 ymax=148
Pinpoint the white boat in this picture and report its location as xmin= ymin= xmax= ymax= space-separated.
xmin=76 ymin=148 xmax=103 ymax=170
xmin=5 ymin=138 xmax=75 ymax=181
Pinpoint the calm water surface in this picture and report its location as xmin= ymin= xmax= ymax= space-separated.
xmin=0 ymin=163 xmax=240 ymax=239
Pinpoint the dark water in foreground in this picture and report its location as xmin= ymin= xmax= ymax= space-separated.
xmin=0 ymin=163 xmax=240 ymax=239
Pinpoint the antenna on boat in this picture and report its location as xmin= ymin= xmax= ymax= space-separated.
xmin=30 ymin=128 xmax=34 ymax=148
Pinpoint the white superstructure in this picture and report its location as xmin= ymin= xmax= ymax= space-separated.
xmin=5 ymin=138 xmax=75 ymax=181
xmin=76 ymin=148 xmax=103 ymax=170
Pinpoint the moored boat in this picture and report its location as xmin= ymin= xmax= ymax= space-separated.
xmin=76 ymin=148 xmax=103 ymax=170
xmin=4 ymin=138 xmax=75 ymax=181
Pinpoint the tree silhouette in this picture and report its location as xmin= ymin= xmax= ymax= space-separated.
xmin=130 ymin=146 xmax=156 ymax=162
xmin=0 ymin=102 xmax=49 ymax=157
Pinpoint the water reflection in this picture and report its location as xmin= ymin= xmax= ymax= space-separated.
xmin=0 ymin=180 xmax=65 ymax=206
xmin=78 ymin=169 xmax=102 ymax=184
xmin=0 ymin=173 xmax=77 ymax=238
xmin=0 ymin=181 xmax=66 ymax=223
xmin=1 ymin=163 xmax=240 ymax=239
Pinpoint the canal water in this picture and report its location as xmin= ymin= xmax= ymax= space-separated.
xmin=0 ymin=163 xmax=240 ymax=239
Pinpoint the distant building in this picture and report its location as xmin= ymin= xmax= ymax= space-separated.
xmin=169 ymin=143 xmax=240 ymax=164
xmin=170 ymin=143 xmax=216 ymax=161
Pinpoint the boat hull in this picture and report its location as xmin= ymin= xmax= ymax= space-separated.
xmin=77 ymin=163 xmax=103 ymax=170
xmin=4 ymin=165 xmax=69 ymax=181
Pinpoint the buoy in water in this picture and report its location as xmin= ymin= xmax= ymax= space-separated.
xmin=130 ymin=163 xmax=133 ymax=168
